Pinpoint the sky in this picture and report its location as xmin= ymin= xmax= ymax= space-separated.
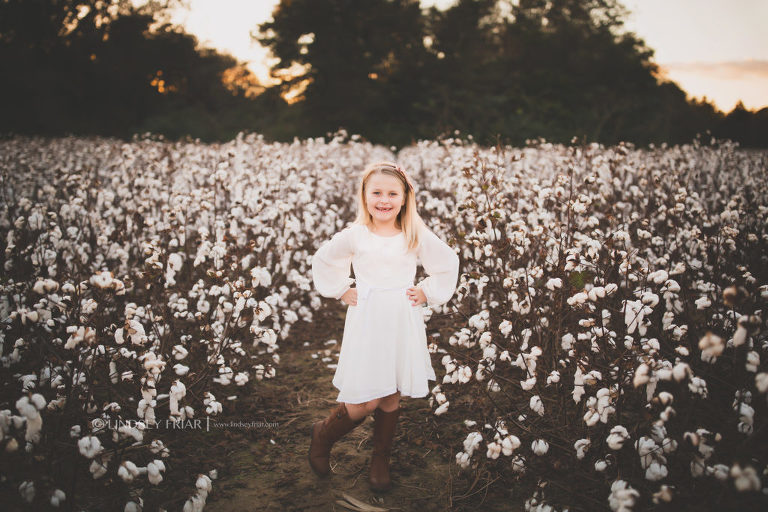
xmin=168 ymin=0 xmax=768 ymax=112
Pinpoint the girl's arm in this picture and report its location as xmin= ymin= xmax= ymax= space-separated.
xmin=416 ymin=225 xmax=460 ymax=307
xmin=312 ymin=226 xmax=356 ymax=299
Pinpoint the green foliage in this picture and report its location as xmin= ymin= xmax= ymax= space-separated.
xmin=568 ymin=270 xmax=595 ymax=289
xmin=1 ymin=0 xmax=766 ymax=147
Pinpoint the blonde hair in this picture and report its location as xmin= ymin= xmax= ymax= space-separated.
xmin=354 ymin=161 xmax=424 ymax=251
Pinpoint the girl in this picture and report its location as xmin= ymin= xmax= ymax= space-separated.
xmin=308 ymin=161 xmax=459 ymax=492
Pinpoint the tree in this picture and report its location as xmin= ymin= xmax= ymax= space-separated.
xmin=0 ymin=0 xmax=267 ymax=141
xmin=256 ymin=0 xmax=432 ymax=143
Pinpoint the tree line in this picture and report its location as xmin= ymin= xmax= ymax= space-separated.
xmin=1 ymin=0 xmax=766 ymax=148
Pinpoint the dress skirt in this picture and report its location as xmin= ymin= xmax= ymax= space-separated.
xmin=332 ymin=284 xmax=437 ymax=404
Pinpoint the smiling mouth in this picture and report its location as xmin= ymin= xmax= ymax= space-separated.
xmin=376 ymin=206 xmax=392 ymax=212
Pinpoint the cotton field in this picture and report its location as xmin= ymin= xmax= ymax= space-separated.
xmin=1 ymin=132 xmax=767 ymax=510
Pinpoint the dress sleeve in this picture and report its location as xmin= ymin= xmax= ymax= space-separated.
xmin=416 ymin=225 xmax=460 ymax=307
xmin=312 ymin=226 xmax=356 ymax=299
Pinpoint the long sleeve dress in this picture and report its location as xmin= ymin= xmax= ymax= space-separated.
xmin=312 ymin=222 xmax=460 ymax=404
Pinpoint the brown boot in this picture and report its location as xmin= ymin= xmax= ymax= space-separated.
xmin=369 ymin=406 xmax=401 ymax=492
xmin=308 ymin=403 xmax=366 ymax=477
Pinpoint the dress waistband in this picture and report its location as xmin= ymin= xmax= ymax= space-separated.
xmin=356 ymin=279 xmax=412 ymax=301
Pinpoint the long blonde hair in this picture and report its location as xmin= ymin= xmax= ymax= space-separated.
xmin=354 ymin=161 xmax=424 ymax=251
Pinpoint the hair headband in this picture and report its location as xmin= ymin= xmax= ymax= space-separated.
xmin=384 ymin=163 xmax=414 ymax=192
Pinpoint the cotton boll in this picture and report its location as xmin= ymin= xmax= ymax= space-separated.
xmin=694 ymin=296 xmax=711 ymax=309
xmin=733 ymin=317 xmax=749 ymax=347
xmin=656 ymin=391 xmax=674 ymax=406
xmin=125 ymin=500 xmax=143 ymax=512
xmin=698 ymin=332 xmax=724 ymax=363
xmin=574 ymin=438 xmax=590 ymax=460
xmin=661 ymin=438 xmax=678 ymax=454
xmin=529 ymin=395 xmax=545 ymax=416
xmin=147 ymin=460 xmax=166 ymax=485
xmin=521 ymin=377 xmax=537 ymax=391
xmin=730 ymin=464 xmax=761 ymax=492
xmin=756 ymin=373 xmax=768 ymax=393
xmin=486 ymin=441 xmax=501 ymax=459
xmin=118 ymin=460 xmax=140 ymax=482
xmin=745 ymin=351 xmax=759 ymax=373
xmin=672 ymin=363 xmax=689 ymax=382
xmin=77 ymin=436 xmax=104 ymax=459
xmin=735 ymin=402 xmax=754 ymax=434
xmin=635 ymin=436 xmax=658 ymax=469
xmin=567 ymin=291 xmax=589 ymax=306
xmin=203 ymin=393 xmax=222 ymax=416
xmin=606 ymin=425 xmax=630 ymax=450
xmin=50 ymin=488 xmax=66 ymax=507
xmin=658 ymin=406 xmax=676 ymax=423
xmin=608 ymin=480 xmax=639 ymax=512
xmin=19 ymin=481 xmax=35 ymax=503
xmin=648 ymin=270 xmax=668 ymax=284
xmin=652 ymin=485 xmax=674 ymax=504
xmin=183 ymin=493 xmax=206 ymax=512
xmin=6 ymin=437 xmax=19 ymax=452
xmin=250 ymin=266 xmax=272 ymax=288
xmin=688 ymin=377 xmax=708 ymax=397
xmin=711 ymin=464 xmax=730 ymax=481
xmin=531 ymin=439 xmax=549 ymax=455
xmin=633 ymin=363 xmax=650 ymax=388
xmin=502 ymin=435 xmax=521 ymax=456
xmin=456 ymin=451 xmax=471 ymax=469
xmin=588 ymin=286 xmax=606 ymax=302
xmin=645 ymin=461 xmax=668 ymax=481
xmin=462 ymin=432 xmax=483 ymax=458
xmin=641 ymin=291 xmax=659 ymax=307
xmin=174 ymin=364 xmax=190 ymax=376
xmin=172 ymin=345 xmax=189 ymax=360
xmin=435 ymin=401 xmax=450 ymax=416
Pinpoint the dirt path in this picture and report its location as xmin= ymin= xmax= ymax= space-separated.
xmin=204 ymin=308 xmax=460 ymax=511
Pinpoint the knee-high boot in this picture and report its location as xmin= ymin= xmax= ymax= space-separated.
xmin=368 ymin=406 xmax=401 ymax=492
xmin=308 ymin=403 xmax=366 ymax=477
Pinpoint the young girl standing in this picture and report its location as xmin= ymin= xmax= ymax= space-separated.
xmin=308 ymin=161 xmax=459 ymax=492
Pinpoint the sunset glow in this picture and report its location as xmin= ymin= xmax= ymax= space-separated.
xmin=169 ymin=0 xmax=767 ymax=112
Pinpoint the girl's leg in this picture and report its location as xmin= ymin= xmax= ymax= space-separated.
xmin=346 ymin=390 xmax=401 ymax=419
xmin=377 ymin=391 xmax=401 ymax=412
xmin=345 ymin=397 xmax=383 ymax=421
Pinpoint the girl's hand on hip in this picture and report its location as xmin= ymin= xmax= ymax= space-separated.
xmin=340 ymin=287 xmax=357 ymax=306
xmin=406 ymin=286 xmax=427 ymax=306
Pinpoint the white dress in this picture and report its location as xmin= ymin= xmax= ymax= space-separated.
xmin=312 ymin=222 xmax=460 ymax=404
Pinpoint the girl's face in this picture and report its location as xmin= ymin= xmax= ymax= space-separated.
xmin=365 ymin=172 xmax=405 ymax=225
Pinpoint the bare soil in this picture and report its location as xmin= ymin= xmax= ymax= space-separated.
xmin=196 ymin=303 xmax=522 ymax=512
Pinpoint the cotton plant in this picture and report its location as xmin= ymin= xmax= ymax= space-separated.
xmin=416 ymin=141 xmax=768 ymax=510
xmin=1 ymin=134 xmax=381 ymax=508
xmin=3 ymin=132 xmax=768 ymax=510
